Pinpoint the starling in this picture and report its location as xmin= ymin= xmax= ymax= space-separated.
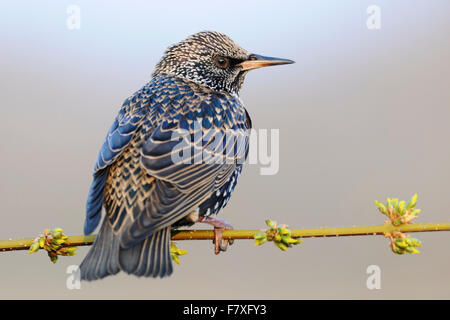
xmin=80 ymin=31 xmax=294 ymax=280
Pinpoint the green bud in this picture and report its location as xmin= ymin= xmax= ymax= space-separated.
xmin=392 ymin=198 xmax=399 ymax=207
xmin=281 ymin=236 xmax=291 ymax=245
xmin=287 ymin=237 xmax=302 ymax=245
xmin=406 ymin=237 xmax=421 ymax=247
xmin=60 ymin=247 xmax=77 ymax=256
xmin=276 ymin=242 xmax=288 ymax=251
xmin=170 ymin=243 xmax=188 ymax=263
xmin=374 ymin=201 xmax=388 ymax=214
xmin=386 ymin=198 xmax=392 ymax=209
xmin=395 ymin=239 xmax=408 ymax=249
xmin=254 ymin=232 xmax=267 ymax=240
xmin=53 ymin=238 xmax=66 ymax=246
xmin=265 ymin=219 xmax=277 ymax=229
xmin=404 ymin=237 xmax=412 ymax=246
xmin=29 ymin=242 xmax=40 ymax=254
xmin=398 ymin=201 xmax=406 ymax=215
xmin=406 ymin=247 xmax=420 ymax=254
xmin=407 ymin=194 xmax=418 ymax=209
xmin=254 ymin=238 xmax=267 ymax=246
xmin=171 ymin=254 xmax=180 ymax=265
xmin=278 ymin=227 xmax=291 ymax=236
xmin=53 ymin=231 xmax=62 ymax=239
xmin=412 ymin=238 xmax=422 ymax=247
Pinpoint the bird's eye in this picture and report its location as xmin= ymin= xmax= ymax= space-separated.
xmin=213 ymin=56 xmax=230 ymax=69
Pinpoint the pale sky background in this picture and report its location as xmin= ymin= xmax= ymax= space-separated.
xmin=0 ymin=0 xmax=449 ymax=299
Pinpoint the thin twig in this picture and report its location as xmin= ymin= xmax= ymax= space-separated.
xmin=1 ymin=222 xmax=449 ymax=252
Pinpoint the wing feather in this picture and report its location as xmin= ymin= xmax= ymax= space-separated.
xmin=119 ymin=92 xmax=249 ymax=247
xmin=84 ymin=95 xmax=147 ymax=234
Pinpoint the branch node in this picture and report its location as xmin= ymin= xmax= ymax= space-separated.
xmin=254 ymin=219 xmax=303 ymax=251
xmin=375 ymin=194 xmax=423 ymax=255
xmin=29 ymin=228 xmax=77 ymax=263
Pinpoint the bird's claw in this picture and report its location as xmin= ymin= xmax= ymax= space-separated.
xmin=198 ymin=216 xmax=234 ymax=255
xmin=213 ymin=226 xmax=234 ymax=255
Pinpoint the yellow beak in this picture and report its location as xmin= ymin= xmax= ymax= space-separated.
xmin=238 ymin=54 xmax=295 ymax=71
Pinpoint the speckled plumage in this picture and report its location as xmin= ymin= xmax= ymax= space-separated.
xmin=80 ymin=31 xmax=293 ymax=281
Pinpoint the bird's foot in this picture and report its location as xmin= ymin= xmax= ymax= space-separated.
xmin=198 ymin=217 xmax=234 ymax=255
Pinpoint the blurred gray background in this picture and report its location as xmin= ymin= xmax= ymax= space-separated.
xmin=0 ymin=0 xmax=449 ymax=299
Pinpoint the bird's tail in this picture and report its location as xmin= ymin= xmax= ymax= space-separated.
xmin=80 ymin=219 xmax=173 ymax=281
xmin=119 ymin=226 xmax=173 ymax=278
xmin=80 ymin=218 xmax=120 ymax=281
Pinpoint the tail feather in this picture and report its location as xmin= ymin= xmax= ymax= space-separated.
xmin=80 ymin=220 xmax=173 ymax=281
xmin=119 ymin=226 xmax=173 ymax=278
xmin=80 ymin=218 xmax=120 ymax=281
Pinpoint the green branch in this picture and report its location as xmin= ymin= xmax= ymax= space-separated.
xmin=1 ymin=223 xmax=449 ymax=252
xmin=0 ymin=194 xmax=449 ymax=264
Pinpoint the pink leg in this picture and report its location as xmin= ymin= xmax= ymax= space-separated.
xmin=198 ymin=216 xmax=234 ymax=255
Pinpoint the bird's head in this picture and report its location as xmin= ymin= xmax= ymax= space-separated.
xmin=153 ymin=31 xmax=294 ymax=94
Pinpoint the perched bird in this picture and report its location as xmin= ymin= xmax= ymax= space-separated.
xmin=80 ymin=31 xmax=294 ymax=280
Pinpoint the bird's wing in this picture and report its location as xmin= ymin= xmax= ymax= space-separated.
xmin=84 ymin=97 xmax=147 ymax=234
xmin=119 ymin=93 xmax=250 ymax=248
xmin=93 ymin=107 xmax=146 ymax=173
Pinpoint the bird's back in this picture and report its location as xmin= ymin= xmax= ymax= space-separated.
xmin=81 ymin=73 xmax=250 ymax=280
xmin=104 ymin=73 xmax=250 ymax=227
